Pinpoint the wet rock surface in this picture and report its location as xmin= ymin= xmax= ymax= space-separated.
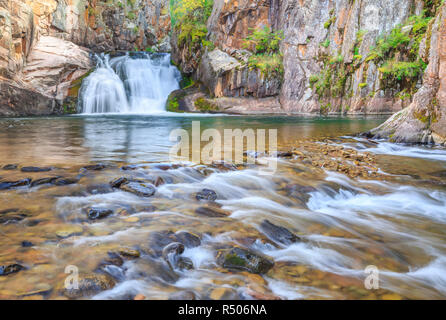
xmin=63 ymin=274 xmax=115 ymax=298
xmin=196 ymin=189 xmax=218 ymax=201
xmin=260 ymin=220 xmax=301 ymax=246
xmin=0 ymin=179 xmax=31 ymax=190
xmin=21 ymin=166 xmax=52 ymax=172
xmin=217 ymin=247 xmax=275 ymax=274
xmin=120 ymin=181 xmax=156 ymax=197
xmin=0 ymin=264 xmax=25 ymax=276
xmin=31 ymin=177 xmax=59 ymax=187
xmin=0 ymin=209 xmax=29 ymax=224
xmin=86 ymin=208 xmax=114 ymax=220
xmin=2 ymin=164 xmax=17 ymax=170
xmin=195 ymin=206 xmax=230 ymax=218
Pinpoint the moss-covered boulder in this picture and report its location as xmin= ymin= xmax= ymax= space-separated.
xmin=217 ymin=247 xmax=274 ymax=274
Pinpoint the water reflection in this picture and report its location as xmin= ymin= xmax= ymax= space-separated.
xmin=0 ymin=115 xmax=386 ymax=166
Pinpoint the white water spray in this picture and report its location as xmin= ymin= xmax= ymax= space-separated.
xmin=79 ymin=53 xmax=181 ymax=114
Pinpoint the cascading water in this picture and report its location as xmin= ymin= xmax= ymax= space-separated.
xmin=78 ymin=53 xmax=181 ymax=114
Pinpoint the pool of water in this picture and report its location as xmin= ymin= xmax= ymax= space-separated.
xmin=1 ymin=114 xmax=446 ymax=300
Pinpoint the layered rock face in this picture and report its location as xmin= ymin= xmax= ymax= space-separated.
xmin=170 ymin=0 xmax=444 ymax=143
xmin=0 ymin=0 xmax=37 ymax=78
xmin=28 ymin=0 xmax=171 ymax=52
xmin=274 ymin=0 xmax=424 ymax=114
xmin=170 ymin=0 xmax=430 ymax=113
xmin=369 ymin=4 xmax=446 ymax=145
xmin=0 ymin=0 xmax=171 ymax=116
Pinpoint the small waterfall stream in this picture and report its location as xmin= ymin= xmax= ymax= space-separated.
xmin=78 ymin=53 xmax=181 ymax=114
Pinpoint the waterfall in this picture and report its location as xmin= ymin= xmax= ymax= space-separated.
xmin=78 ymin=53 xmax=181 ymax=114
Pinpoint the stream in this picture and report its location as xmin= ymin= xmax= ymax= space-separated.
xmin=0 ymin=53 xmax=445 ymax=300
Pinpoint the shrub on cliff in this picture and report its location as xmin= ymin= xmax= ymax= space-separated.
xmin=243 ymin=26 xmax=284 ymax=78
xmin=170 ymin=0 xmax=214 ymax=52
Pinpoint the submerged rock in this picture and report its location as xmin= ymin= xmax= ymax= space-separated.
xmin=63 ymin=274 xmax=115 ymax=298
xmin=0 ymin=178 xmax=31 ymax=190
xmin=21 ymin=166 xmax=52 ymax=172
xmin=110 ymin=177 xmax=129 ymax=188
xmin=0 ymin=264 xmax=25 ymax=276
xmin=81 ymin=164 xmax=106 ymax=171
xmin=17 ymin=283 xmax=53 ymax=297
xmin=175 ymin=231 xmax=201 ymax=248
xmin=177 ymin=257 xmax=194 ymax=270
xmin=105 ymin=252 xmax=125 ymax=266
xmin=168 ymin=290 xmax=196 ymax=300
xmin=86 ymin=184 xmax=113 ymax=195
xmin=162 ymin=242 xmax=185 ymax=270
xmin=210 ymin=287 xmax=240 ymax=300
xmin=86 ymin=208 xmax=114 ymax=220
xmin=162 ymin=242 xmax=194 ymax=271
xmin=31 ymin=177 xmax=59 ymax=187
xmin=195 ymin=206 xmax=229 ymax=218
xmin=96 ymin=264 xmax=125 ymax=282
xmin=120 ymin=181 xmax=156 ymax=197
xmin=121 ymin=165 xmax=138 ymax=171
xmin=196 ymin=188 xmax=217 ymax=201
xmin=53 ymin=177 xmax=79 ymax=186
xmin=118 ymin=248 xmax=141 ymax=259
xmin=56 ymin=225 xmax=83 ymax=239
xmin=2 ymin=164 xmax=17 ymax=170
xmin=260 ymin=220 xmax=301 ymax=246
xmin=147 ymin=230 xmax=178 ymax=256
xmin=0 ymin=209 xmax=29 ymax=224
xmin=217 ymin=247 xmax=274 ymax=274
xmin=21 ymin=241 xmax=34 ymax=247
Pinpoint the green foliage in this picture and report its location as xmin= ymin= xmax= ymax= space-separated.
xmin=365 ymin=11 xmax=433 ymax=95
xmin=423 ymin=0 xmax=443 ymax=16
xmin=167 ymin=97 xmax=180 ymax=112
xmin=127 ymin=11 xmax=136 ymax=19
xmin=243 ymin=26 xmax=283 ymax=55
xmin=248 ymin=53 xmax=284 ymax=77
xmin=379 ymin=60 xmax=427 ymax=81
xmin=329 ymin=55 xmax=344 ymax=64
xmin=170 ymin=0 xmax=213 ymax=27
xmin=180 ymin=76 xmax=195 ymax=89
xmin=172 ymin=0 xmax=214 ymax=53
xmin=367 ymin=27 xmax=411 ymax=61
xmin=358 ymin=82 xmax=367 ymax=88
xmin=320 ymin=103 xmax=331 ymax=114
xmin=243 ymin=26 xmax=284 ymax=78
xmin=194 ymin=97 xmax=218 ymax=112
xmin=321 ymin=39 xmax=330 ymax=48
xmin=324 ymin=16 xmax=336 ymax=29
xmin=367 ymin=12 xmax=431 ymax=63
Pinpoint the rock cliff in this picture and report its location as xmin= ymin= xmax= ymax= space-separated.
xmin=368 ymin=3 xmax=446 ymax=145
xmin=168 ymin=0 xmax=445 ymax=143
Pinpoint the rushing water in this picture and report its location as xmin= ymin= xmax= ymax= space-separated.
xmin=78 ymin=53 xmax=181 ymax=114
xmin=1 ymin=115 xmax=446 ymax=300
